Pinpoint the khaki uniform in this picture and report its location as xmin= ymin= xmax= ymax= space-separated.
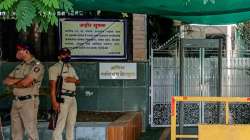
xmin=49 ymin=61 xmax=79 ymax=140
xmin=9 ymin=57 xmax=44 ymax=140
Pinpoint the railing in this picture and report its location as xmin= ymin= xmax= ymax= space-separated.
xmin=171 ymin=96 xmax=250 ymax=140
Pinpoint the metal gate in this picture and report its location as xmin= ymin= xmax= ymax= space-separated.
xmin=150 ymin=37 xmax=250 ymax=127
xmin=150 ymin=35 xmax=180 ymax=127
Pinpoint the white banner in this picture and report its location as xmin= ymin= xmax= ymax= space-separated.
xmin=99 ymin=63 xmax=137 ymax=79
xmin=60 ymin=19 xmax=127 ymax=59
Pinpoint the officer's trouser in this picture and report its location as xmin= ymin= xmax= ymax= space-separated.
xmin=11 ymin=97 xmax=39 ymax=140
xmin=52 ymin=96 xmax=77 ymax=140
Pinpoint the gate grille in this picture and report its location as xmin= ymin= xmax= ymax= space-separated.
xmin=150 ymin=38 xmax=250 ymax=127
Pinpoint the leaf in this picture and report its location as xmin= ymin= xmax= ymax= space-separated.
xmin=52 ymin=0 xmax=59 ymax=9
xmin=16 ymin=0 xmax=36 ymax=31
xmin=41 ymin=0 xmax=50 ymax=7
xmin=2 ymin=0 xmax=74 ymax=32
xmin=40 ymin=18 xmax=49 ymax=31
xmin=50 ymin=14 xmax=58 ymax=26
xmin=42 ymin=0 xmax=59 ymax=8
xmin=0 ymin=0 xmax=17 ymax=10
xmin=59 ymin=0 xmax=73 ymax=12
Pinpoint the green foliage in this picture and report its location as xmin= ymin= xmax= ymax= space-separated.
xmin=0 ymin=0 xmax=16 ymax=10
xmin=60 ymin=0 xmax=73 ymax=12
xmin=237 ymin=22 xmax=250 ymax=46
xmin=16 ymin=0 xmax=36 ymax=31
xmin=0 ymin=0 xmax=73 ymax=32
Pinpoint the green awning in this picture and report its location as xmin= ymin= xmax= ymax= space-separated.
xmin=71 ymin=0 xmax=250 ymax=25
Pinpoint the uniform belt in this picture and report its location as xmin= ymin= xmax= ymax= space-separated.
xmin=14 ymin=95 xmax=38 ymax=101
xmin=61 ymin=90 xmax=75 ymax=94
xmin=61 ymin=92 xmax=76 ymax=97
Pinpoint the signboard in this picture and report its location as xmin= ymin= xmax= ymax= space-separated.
xmin=59 ymin=18 xmax=128 ymax=60
xmin=99 ymin=63 xmax=137 ymax=79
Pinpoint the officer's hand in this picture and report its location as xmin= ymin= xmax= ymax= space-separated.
xmin=64 ymin=76 xmax=76 ymax=83
xmin=52 ymin=102 xmax=60 ymax=112
xmin=3 ymin=77 xmax=21 ymax=86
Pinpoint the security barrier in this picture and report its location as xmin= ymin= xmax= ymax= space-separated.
xmin=171 ymin=96 xmax=250 ymax=140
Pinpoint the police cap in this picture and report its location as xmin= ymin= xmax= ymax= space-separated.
xmin=58 ymin=48 xmax=71 ymax=56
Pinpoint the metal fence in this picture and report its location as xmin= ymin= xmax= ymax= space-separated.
xmin=150 ymin=38 xmax=250 ymax=127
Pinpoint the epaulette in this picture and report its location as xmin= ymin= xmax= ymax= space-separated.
xmin=31 ymin=59 xmax=40 ymax=66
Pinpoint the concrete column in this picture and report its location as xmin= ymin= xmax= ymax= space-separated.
xmin=133 ymin=14 xmax=147 ymax=61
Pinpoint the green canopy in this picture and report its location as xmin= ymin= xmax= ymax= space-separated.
xmin=71 ymin=0 xmax=250 ymax=25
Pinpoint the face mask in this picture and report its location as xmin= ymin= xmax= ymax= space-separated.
xmin=62 ymin=56 xmax=71 ymax=63
xmin=16 ymin=50 xmax=24 ymax=60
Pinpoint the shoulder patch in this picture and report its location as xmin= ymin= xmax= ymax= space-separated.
xmin=34 ymin=67 xmax=40 ymax=73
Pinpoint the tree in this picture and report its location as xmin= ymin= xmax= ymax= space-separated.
xmin=0 ymin=0 xmax=73 ymax=32
xmin=237 ymin=21 xmax=250 ymax=47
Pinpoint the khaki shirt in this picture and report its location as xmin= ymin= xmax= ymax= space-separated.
xmin=48 ymin=61 xmax=79 ymax=92
xmin=9 ymin=57 xmax=45 ymax=96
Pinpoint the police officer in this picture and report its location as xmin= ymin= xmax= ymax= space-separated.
xmin=49 ymin=48 xmax=80 ymax=140
xmin=3 ymin=43 xmax=44 ymax=140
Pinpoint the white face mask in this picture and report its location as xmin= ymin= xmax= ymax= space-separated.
xmin=16 ymin=50 xmax=25 ymax=60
